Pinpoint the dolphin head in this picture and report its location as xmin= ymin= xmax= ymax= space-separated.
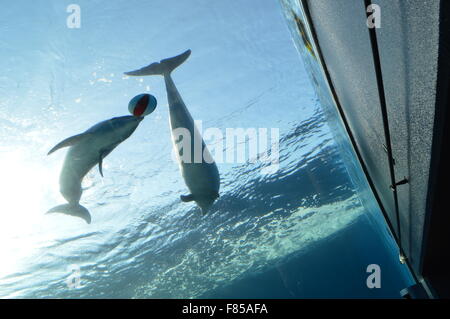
xmin=108 ymin=116 xmax=144 ymax=142
xmin=195 ymin=193 xmax=219 ymax=215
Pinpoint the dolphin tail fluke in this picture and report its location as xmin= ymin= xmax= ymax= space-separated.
xmin=124 ymin=50 xmax=191 ymax=76
xmin=46 ymin=203 xmax=92 ymax=224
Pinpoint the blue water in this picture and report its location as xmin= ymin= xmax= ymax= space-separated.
xmin=0 ymin=0 xmax=413 ymax=298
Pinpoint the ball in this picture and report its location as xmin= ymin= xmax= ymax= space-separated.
xmin=128 ymin=93 xmax=157 ymax=117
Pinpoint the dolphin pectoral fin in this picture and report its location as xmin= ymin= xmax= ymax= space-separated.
xmin=48 ymin=132 xmax=92 ymax=155
xmin=98 ymin=152 xmax=104 ymax=178
xmin=97 ymin=146 xmax=116 ymax=177
xmin=180 ymin=194 xmax=195 ymax=202
xmin=46 ymin=204 xmax=92 ymax=224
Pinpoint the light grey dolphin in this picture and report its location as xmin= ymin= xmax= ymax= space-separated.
xmin=47 ymin=115 xmax=144 ymax=223
xmin=124 ymin=50 xmax=220 ymax=214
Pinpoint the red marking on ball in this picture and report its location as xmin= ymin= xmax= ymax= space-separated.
xmin=133 ymin=95 xmax=149 ymax=116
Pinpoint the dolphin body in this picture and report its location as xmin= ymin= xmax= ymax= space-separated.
xmin=47 ymin=115 xmax=144 ymax=223
xmin=124 ymin=50 xmax=220 ymax=214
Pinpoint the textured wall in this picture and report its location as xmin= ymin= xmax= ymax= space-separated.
xmin=304 ymin=0 xmax=439 ymax=274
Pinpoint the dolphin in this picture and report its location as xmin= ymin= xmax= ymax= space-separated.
xmin=47 ymin=115 xmax=144 ymax=223
xmin=124 ymin=50 xmax=220 ymax=214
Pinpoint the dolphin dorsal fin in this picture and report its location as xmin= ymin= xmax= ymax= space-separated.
xmin=47 ymin=132 xmax=92 ymax=155
xmin=180 ymin=194 xmax=195 ymax=202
